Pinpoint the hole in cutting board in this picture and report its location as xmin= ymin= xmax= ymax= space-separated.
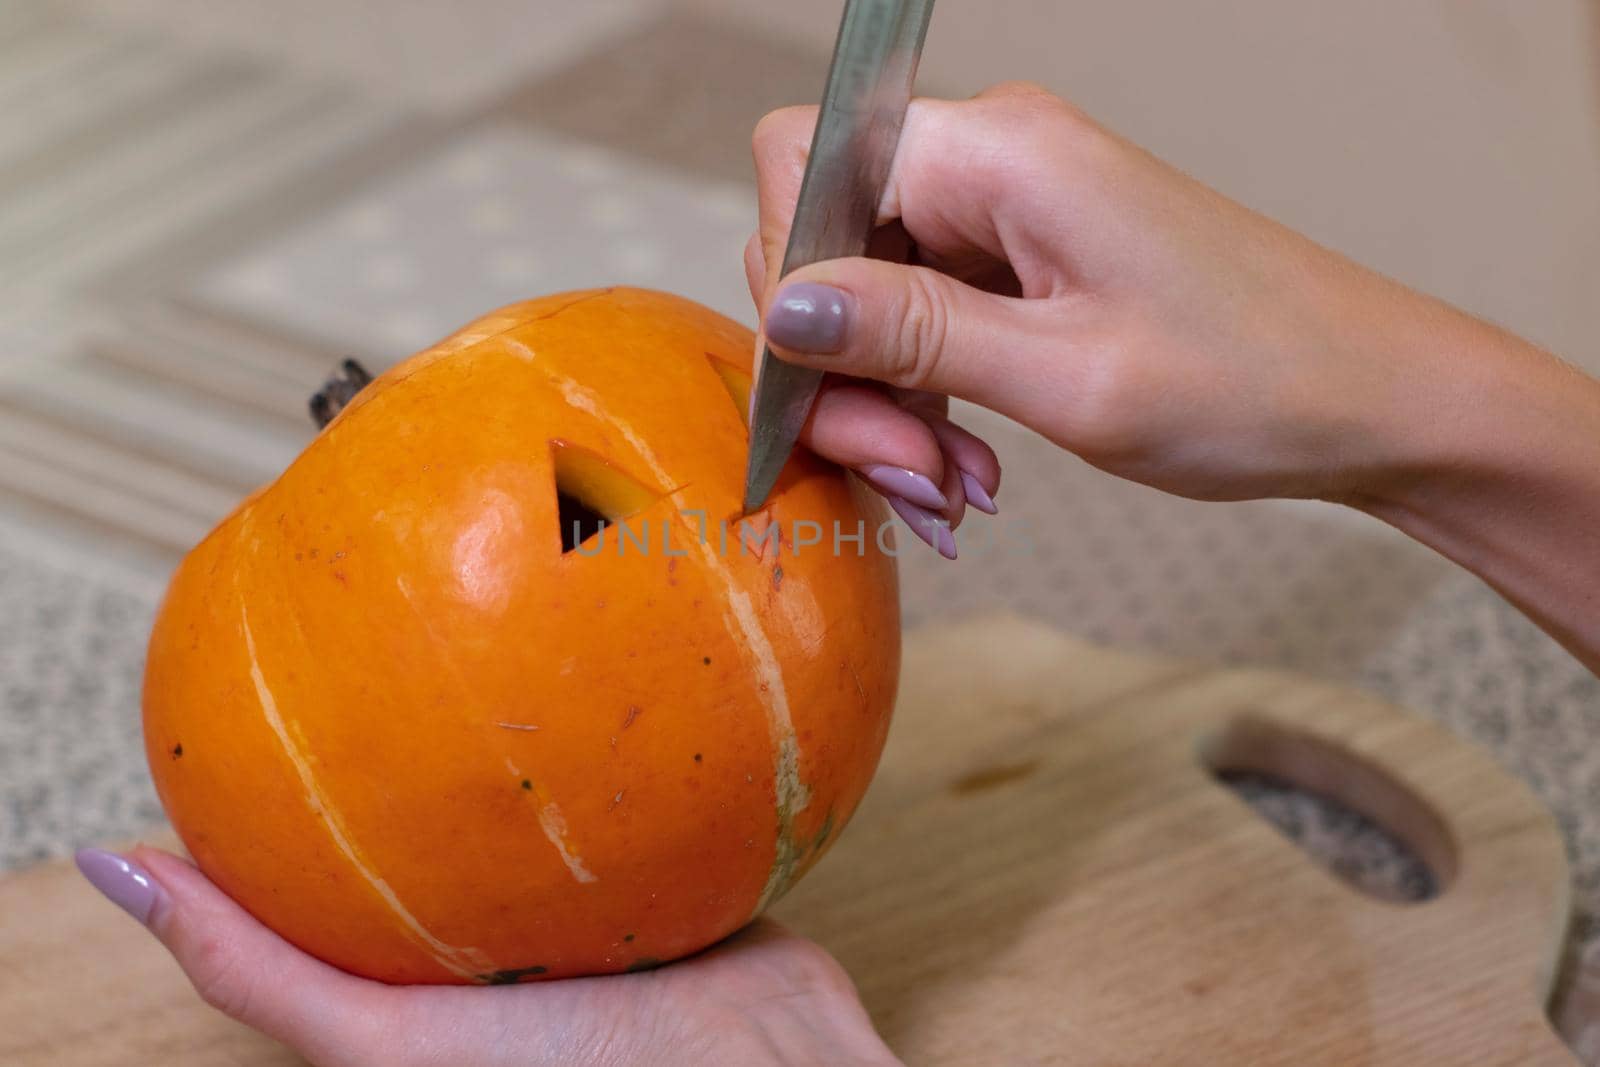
xmin=1216 ymin=772 xmax=1438 ymax=903
xmin=1199 ymin=716 xmax=1455 ymax=903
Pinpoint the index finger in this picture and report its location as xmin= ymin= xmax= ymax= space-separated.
xmin=751 ymin=90 xmax=1041 ymax=312
xmin=750 ymin=105 xmax=817 ymax=308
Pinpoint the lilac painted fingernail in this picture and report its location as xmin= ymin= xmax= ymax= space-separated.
xmin=860 ymin=465 xmax=948 ymax=511
xmin=960 ymin=470 xmax=999 ymax=515
xmin=885 ymin=495 xmax=957 ymax=560
xmin=764 ymin=283 xmax=850 ymax=353
xmin=76 ymin=848 xmax=160 ymax=925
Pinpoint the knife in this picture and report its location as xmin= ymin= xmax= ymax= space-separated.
xmin=740 ymin=0 xmax=935 ymax=514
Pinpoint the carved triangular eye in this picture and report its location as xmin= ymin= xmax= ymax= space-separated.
xmin=551 ymin=441 xmax=661 ymax=554
xmin=706 ymin=354 xmax=751 ymax=428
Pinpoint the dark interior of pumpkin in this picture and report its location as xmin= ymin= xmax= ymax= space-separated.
xmin=557 ymin=492 xmax=611 ymax=553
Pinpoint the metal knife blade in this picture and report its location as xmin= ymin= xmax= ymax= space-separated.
xmin=740 ymin=0 xmax=934 ymax=514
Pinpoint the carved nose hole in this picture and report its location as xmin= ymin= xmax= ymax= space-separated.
xmin=551 ymin=441 xmax=661 ymax=554
xmin=1198 ymin=716 xmax=1454 ymax=904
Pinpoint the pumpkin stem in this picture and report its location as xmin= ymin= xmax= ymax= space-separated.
xmin=309 ymin=359 xmax=373 ymax=429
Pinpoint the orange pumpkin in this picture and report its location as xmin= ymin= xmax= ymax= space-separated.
xmin=143 ymin=287 xmax=900 ymax=984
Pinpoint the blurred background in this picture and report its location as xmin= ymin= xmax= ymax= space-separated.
xmin=1 ymin=0 xmax=1598 ymax=1046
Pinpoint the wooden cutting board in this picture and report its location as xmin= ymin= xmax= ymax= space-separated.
xmin=0 ymin=615 xmax=1575 ymax=1065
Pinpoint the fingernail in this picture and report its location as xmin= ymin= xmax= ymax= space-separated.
xmin=885 ymin=495 xmax=957 ymax=560
xmin=765 ymin=283 xmax=850 ymax=354
xmin=960 ymin=470 xmax=999 ymax=515
xmin=860 ymin=465 xmax=948 ymax=511
xmin=76 ymin=848 xmax=160 ymax=925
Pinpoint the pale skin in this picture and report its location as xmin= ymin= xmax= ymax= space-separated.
xmin=81 ymin=83 xmax=1600 ymax=1063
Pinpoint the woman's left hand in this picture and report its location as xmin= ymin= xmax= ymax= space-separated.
xmin=76 ymin=847 xmax=899 ymax=1067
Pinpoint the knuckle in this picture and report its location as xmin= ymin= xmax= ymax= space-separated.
xmin=752 ymin=106 xmax=813 ymax=160
xmin=962 ymin=83 xmax=1095 ymax=185
xmin=888 ymin=271 xmax=951 ymax=389
xmin=757 ymin=937 xmax=863 ymax=1012
xmin=982 ymin=79 xmax=1059 ymax=107
xmin=981 ymin=81 xmax=1072 ymax=127
xmin=981 ymin=82 xmax=1097 ymax=147
xmin=187 ymin=932 xmax=254 ymax=1021
xmin=1067 ymin=350 xmax=1148 ymax=462
xmin=782 ymin=938 xmax=854 ymax=994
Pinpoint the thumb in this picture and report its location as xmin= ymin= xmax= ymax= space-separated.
xmin=75 ymin=847 xmax=396 ymax=1066
xmin=761 ymin=258 xmax=1041 ymax=411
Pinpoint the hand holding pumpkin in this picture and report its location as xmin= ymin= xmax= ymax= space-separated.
xmin=76 ymin=846 xmax=898 ymax=1067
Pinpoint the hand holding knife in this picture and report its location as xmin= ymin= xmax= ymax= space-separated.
xmin=741 ymin=0 xmax=936 ymax=514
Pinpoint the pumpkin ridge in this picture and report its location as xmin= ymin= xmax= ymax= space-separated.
xmin=233 ymin=501 xmax=499 ymax=979
xmin=546 ymin=369 xmax=809 ymax=916
xmin=502 ymin=756 xmax=599 ymax=885
xmin=237 ymin=590 xmax=489 ymax=979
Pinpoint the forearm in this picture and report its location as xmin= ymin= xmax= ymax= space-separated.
xmin=1341 ymin=302 xmax=1600 ymax=674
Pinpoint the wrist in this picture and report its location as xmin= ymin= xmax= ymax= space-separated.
xmin=1331 ymin=302 xmax=1600 ymax=667
xmin=1325 ymin=295 xmax=1594 ymax=514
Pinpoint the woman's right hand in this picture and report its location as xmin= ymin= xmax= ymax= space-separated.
xmin=750 ymin=82 xmax=1600 ymax=673
xmin=749 ymin=81 xmax=1570 ymax=513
